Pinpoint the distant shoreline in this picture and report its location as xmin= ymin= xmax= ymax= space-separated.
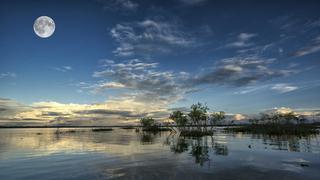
xmin=1 ymin=124 xmax=319 ymax=129
xmin=0 ymin=126 xmax=141 ymax=128
xmin=0 ymin=125 xmax=232 ymax=128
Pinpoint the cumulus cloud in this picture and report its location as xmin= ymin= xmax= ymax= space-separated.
xmin=233 ymin=113 xmax=247 ymax=121
xmin=0 ymin=98 xmax=171 ymax=126
xmin=262 ymin=107 xmax=320 ymax=122
xmin=110 ymin=19 xmax=194 ymax=56
xmin=0 ymin=98 xmax=30 ymax=118
xmin=192 ymin=55 xmax=295 ymax=87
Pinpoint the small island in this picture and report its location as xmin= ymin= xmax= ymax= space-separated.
xmin=138 ymin=102 xmax=319 ymax=137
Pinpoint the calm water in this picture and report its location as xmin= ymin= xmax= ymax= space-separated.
xmin=0 ymin=128 xmax=319 ymax=180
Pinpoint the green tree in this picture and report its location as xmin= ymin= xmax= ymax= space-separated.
xmin=170 ymin=110 xmax=188 ymax=130
xmin=281 ymin=112 xmax=298 ymax=124
xmin=260 ymin=113 xmax=272 ymax=123
xmin=140 ymin=117 xmax=155 ymax=128
xmin=188 ymin=103 xmax=209 ymax=131
xmin=249 ymin=118 xmax=259 ymax=125
xmin=210 ymin=111 xmax=225 ymax=127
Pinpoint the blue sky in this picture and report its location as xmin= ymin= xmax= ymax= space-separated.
xmin=1 ymin=0 xmax=320 ymax=125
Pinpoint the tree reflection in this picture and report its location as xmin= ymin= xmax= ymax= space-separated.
xmin=255 ymin=133 xmax=313 ymax=152
xmin=138 ymin=131 xmax=163 ymax=145
xmin=190 ymin=138 xmax=210 ymax=166
xmin=171 ymin=138 xmax=189 ymax=153
xmin=167 ymin=135 xmax=229 ymax=167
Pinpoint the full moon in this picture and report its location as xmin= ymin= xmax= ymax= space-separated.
xmin=33 ymin=16 xmax=55 ymax=38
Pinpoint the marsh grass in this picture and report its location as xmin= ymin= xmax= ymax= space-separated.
xmin=121 ymin=126 xmax=135 ymax=129
xmin=180 ymin=130 xmax=213 ymax=137
xmin=225 ymin=124 xmax=319 ymax=136
xmin=54 ymin=129 xmax=77 ymax=134
xmin=142 ymin=126 xmax=172 ymax=132
xmin=92 ymin=128 xmax=113 ymax=132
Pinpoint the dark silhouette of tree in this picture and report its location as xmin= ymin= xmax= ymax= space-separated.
xmin=210 ymin=111 xmax=225 ymax=128
xmin=170 ymin=110 xmax=188 ymax=130
xmin=188 ymin=103 xmax=209 ymax=131
xmin=140 ymin=117 xmax=155 ymax=128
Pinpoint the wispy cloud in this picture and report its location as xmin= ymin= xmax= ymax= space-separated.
xmin=178 ymin=0 xmax=207 ymax=5
xmin=292 ymin=36 xmax=320 ymax=57
xmin=52 ymin=66 xmax=73 ymax=72
xmin=93 ymin=59 xmax=191 ymax=105
xmin=271 ymin=83 xmax=298 ymax=93
xmin=225 ymin=33 xmax=257 ymax=48
xmin=110 ymin=19 xmax=195 ymax=56
xmin=99 ymin=0 xmax=139 ymax=12
xmin=0 ymin=72 xmax=16 ymax=78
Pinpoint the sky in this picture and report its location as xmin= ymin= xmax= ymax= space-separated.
xmin=1 ymin=0 xmax=320 ymax=126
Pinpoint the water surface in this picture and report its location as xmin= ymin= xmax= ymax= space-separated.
xmin=0 ymin=128 xmax=319 ymax=179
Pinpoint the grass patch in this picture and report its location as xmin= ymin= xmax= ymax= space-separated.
xmin=180 ymin=130 xmax=213 ymax=137
xmin=225 ymin=124 xmax=319 ymax=136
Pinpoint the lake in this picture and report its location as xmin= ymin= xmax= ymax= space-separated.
xmin=0 ymin=128 xmax=319 ymax=179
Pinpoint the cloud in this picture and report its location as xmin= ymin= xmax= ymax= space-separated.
xmin=192 ymin=55 xmax=295 ymax=87
xmin=110 ymin=19 xmax=194 ymax=56
xmin=291 ymin=36 xmax=320 ymax=57
xmin=262 ymin=107 xmax=320 ymax=122
xmin=0 ymin=98 xmax=30 ymax=118
xmin=233 ymin=114 xmax=247 ymax=121
xmin=0 ymin=72 xmax=16 ymax=78
xmin=292 ymin=44 xmax=320 ymax=57
xmin=97 ymin=82 xmax=126 ymax=89
xmin=116 ymin=0 xmax=138 ymax=10
xmin=0 ymin=98 xmax=171 ymax=126
xmin=99 ymin=0 xmax=139 ymax=12
xmin=233 ymin=85 xmax=270 ymax=95
xmin=74 ymin=109 xmax=147 ymax=118
xmin=178 ymin=0 xmax=207 ymax=5
xmin=93 ymin=59 xmax=191 ymax=106
xmin=52 ymin=66 xmax=73 ymax=72
xmin=271 ymin=83 xmax=298 ymax=93
xmin=225 ymin=33 xmax=257 ymax=48
xmin=235 ymin=83 xmax=298 ymax=95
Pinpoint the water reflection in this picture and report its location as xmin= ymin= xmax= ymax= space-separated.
xmin=163 ymin=134 xmax=229 ymax=166
xmin=250 ymin=133 xmax=316 ymax=152
xmin=0 ymin=128 xmax=319 ymax=180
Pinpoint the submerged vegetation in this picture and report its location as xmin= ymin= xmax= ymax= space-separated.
xmin=121 ymin=126 xmax=135 ymax=129
xmin=139 ymin=103 xmax=226 ymax=137
xmin=226 ymin=124 xmax=319 ymax=136
xmin=139 ymin=117 xmax=172 ymax=132
xmin=139 ymin=102 xmax=319 ymax=137
xmin=169 ymin=103 xmax=225 ymax=137
xmin=227 ymin=112 xmax=319 ymax=136
xmin=92 ymin=128 xmax=113 ymax=132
